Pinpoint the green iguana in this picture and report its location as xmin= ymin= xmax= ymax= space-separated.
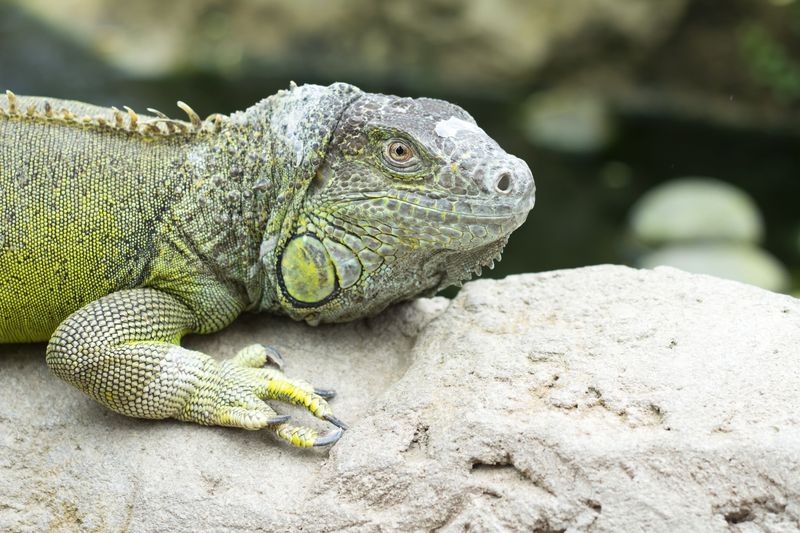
xmin=0 ymin=82 xmax=535 ymax=447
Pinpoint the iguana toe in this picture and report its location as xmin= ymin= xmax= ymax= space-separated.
xmin=231 ymin=343 xmax=284 ymax=369
xmin=273 ymin=422 xmax=343 ymax=448
xmin=249 ymin=368 xmax=335 ymax=418
xmin=312 ymin=427 xmax=344 ymax=447
xmin=266 ymin=414 xmax=292 ymax=425
xmin=313 ymin=387 xmax=337 ymax=399
xmin=261 ymin=345 xmax=285 ymax=369
xmin=213 ymin=404 xmax=291 ymax=431
xmin=322 ymin=414 xmax=349 ymax=430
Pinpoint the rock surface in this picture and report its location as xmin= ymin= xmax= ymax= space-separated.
xmin=1 ymin=265 xmax=799 ymax=532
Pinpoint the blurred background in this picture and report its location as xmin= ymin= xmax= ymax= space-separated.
xmin=1 ymin=0 xmax=798 ymax=295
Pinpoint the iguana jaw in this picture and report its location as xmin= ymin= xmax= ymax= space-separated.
xmin=424 ymin=238 xmax=512 ymax=294
xmin=272 ymin=160 xmax=534 ymax=324
xmin=354 ymin=182 xmax=535 ymax=250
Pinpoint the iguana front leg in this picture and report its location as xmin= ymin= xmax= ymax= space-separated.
xmin=45 ymin=288 xmax=344 ymax=447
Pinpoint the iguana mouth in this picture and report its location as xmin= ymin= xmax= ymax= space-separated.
xmin=358 ymin=187 xmax=533 ymax=213
xmin=348 ymin=193 xmax=534 ymax=233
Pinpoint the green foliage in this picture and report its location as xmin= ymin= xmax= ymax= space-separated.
xmin=739 ymin=21 xmax=800 ymax=103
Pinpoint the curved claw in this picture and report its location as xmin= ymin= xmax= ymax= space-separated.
xmin=267 ymin=414 xmax=291 ymax=425
xmin=323 ymin=414 xmax=349 ymax=430
xmin=313 ymin=427 xmax=344 ymax=447
xmin=313 ymin=387 xmax=337 ymax=399
xmin=261 ymin=345 xmax=285 ymax=369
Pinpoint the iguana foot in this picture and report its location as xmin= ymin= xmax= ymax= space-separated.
xmin=47 ymin=289 xmax=347 ymax=448
xmin=234 ymin=343 xmax=285 ymax=369
xmin=223 ymin=343 xmax=348 ymax=445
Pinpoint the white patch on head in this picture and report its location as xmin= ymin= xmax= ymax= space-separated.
xmin=434 ymin=116 xmax=483 ymax=138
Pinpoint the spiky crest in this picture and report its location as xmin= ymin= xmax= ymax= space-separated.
xmin=0 ymin=89 xmax=227 ymax=139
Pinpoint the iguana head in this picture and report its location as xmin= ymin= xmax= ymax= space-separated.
xmin=257 ymin=84 xmax=534 ymax=324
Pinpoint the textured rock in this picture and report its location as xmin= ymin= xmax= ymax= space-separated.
xmin=2 ymin=265 xmax=799 ymax=531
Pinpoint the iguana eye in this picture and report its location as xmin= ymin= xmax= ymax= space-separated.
xmin=388 ymin=141 xmax=412 ymax=162
xmin=384 ymin=140 xmax=416 ymax=167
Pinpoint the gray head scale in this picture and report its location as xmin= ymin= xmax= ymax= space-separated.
xmin=267 ymin=84 xmax=535 ymax=324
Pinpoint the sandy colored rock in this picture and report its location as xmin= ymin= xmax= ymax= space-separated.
xmin=2 ymin=265 xmax=799 ymax=531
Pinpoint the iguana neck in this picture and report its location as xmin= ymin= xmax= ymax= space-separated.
xmin=218 ymin=84 xmax=364 ymax=315
xmin=168 ymin=83 xmax=362 ymax=316
xmin=175 ymin=110 xmax=284 ymax=312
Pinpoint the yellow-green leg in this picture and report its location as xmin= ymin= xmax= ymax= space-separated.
xmin=45 ymin=288 xmax=345 ymax=447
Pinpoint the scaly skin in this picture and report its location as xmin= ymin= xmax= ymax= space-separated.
xmin=0 ymin=83 xmax=535 ymax=447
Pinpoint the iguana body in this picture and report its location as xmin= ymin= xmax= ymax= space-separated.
xmin=0 ymin=83 xmax=534 ymax=447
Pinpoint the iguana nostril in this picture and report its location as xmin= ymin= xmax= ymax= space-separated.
xmin=495 ymin=172 xmax=512 ymax=194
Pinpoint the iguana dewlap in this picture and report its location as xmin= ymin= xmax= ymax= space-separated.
xmin=0 ymin=83 xmax=534 ymax=447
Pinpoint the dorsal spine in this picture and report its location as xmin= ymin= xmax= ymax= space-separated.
xmin=0 ymin=89 xmax=228 ymax=139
